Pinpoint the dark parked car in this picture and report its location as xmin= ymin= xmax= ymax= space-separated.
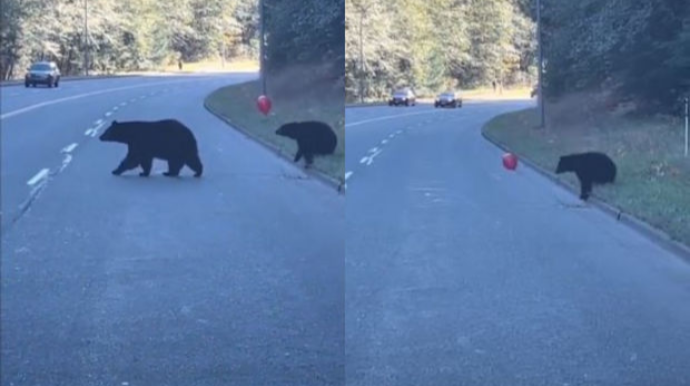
xmin=434 ymin=92 xmax=462 ymax=108
xmin=389 ymin=89 xmax=416 ymax=106
xmin=25 ymin=61 xmax=61 ymax=88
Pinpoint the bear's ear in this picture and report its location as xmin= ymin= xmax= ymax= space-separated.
xmin=113 ymin=120 xmax=118 ymax=125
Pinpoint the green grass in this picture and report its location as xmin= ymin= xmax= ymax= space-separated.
xmin=205 ymin=79 xmax=344 ymax=182
xmin=483 ymin=107 xmax=690 ymax=247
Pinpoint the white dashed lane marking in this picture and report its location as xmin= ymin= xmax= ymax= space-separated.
xmin=61 ymin=143 xmax=78 ymax=153
xmin=345 ymin=171 xmax=353 ymax=180
xmin=27 ymin=168 xmax=50 ymax=186
xmin=361 ymin=149 xmax=383 ymax=166
xmin=59 ymin=154 xmax=73 ymax=172
xmin=120 ymin=102 xmax=127 ymax=106
xmin=112 ymin=106 xmax=119 ymax=111
xmin=105 ymin=111 xmax=112 ymax=117
xmin=85 ymin=120 xmax=107 ymax=137
xmin=381 ymin=139 xmax=388 ymax=145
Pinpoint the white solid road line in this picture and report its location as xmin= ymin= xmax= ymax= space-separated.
xmin=27 ymin=168 xmax=50 ymax=186
xmin=1 ymin=79 xmax=202 ymax=120
xmin=61 ymin=143 xmax=78 ymax=153
xmin=345 ymin=110 xmax=441 ymax=128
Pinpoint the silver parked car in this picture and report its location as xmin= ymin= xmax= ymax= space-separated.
xmin=389 ymin=88 xmax=416 ymax=107
xmin=25 ymin=61 xmax=61 ymax=88
xmin=434 ymin=91 xmax=462 ymax=108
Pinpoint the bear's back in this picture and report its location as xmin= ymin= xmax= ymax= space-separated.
xmin=120 ymin=119 xmax=198 ymax=152
xmin=575 ymin=152 xmax=616 ymax=182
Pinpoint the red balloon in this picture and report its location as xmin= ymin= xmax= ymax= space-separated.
xmin=257 ymin=95 xmax=272 ymax=115
xmin=502 ymin=153 xmax=518 ymax=171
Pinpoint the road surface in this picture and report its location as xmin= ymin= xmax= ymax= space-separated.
xmin=1 ymin=74 xmax=345 ymax=385
xmin=344 ymin=102 xmax=690 ymax=386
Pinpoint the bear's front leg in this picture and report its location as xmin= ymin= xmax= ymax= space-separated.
xmin=294 ymin=150 xmax=303 ymax=163
xmin=579 ymin=178 xmax=592 ymax=201
xmin=139 ymin=157 xmax=153 ymax=177
xmin=112 ymin=155 xmax=140 ymax=176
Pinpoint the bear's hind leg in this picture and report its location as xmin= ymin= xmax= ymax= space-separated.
xmin=139 ymin=157 xmax=153 ymax=177
xmin=164 ymin=159 xmax=184 ymax=177
xmin=112 ymin=155 xmax=140 ymax=176
xmin=186 ymin=154 xmax=204 ymax=177
xmin=304 ymin=153 xmax=314 ymax=169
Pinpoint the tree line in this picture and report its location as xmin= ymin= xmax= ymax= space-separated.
xmin=541 ymin=0 xmax=690 ymax=114
xmin=0 ymin=0 xmax=258 ymax=80
xmin=345 ymin=0 xmax=690 ymax=115
xmin=344 ymin=0 xmax=537 ymax=101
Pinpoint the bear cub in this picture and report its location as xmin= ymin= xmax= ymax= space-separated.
xmin=275 ymin=121 xmax=337 ymax=168
xmin=555 ymin=151 xmax=616 ymax=201
xmin=99 ymin=119 xmax=204 ymax=177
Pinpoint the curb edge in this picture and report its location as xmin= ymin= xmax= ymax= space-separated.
xmin=203 ymin=99 xmax=345 ymax=195
xmin=481 ymin=130 xmax=690 ymax=261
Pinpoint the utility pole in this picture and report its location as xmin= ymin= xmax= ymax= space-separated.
xmin=359 ymin=8 xmax=365 ymax=104
xmin=84 ymin=0 xmax=89 ymax=76
xmin=537 ymin=0 xmax=545 ymax=128
xmin=259 ymin=0 xmax=266 ymax=95
xmin=685 ymin=97 xmax=690 ymax=157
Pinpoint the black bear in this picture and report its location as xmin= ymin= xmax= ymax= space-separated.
xmin=555 ymin=151 xmax=616 ymax=201
xmin=275 ymin=121 xmax=338 ymax=167
xmin=99 ymin=119 xmax=203 ymax=177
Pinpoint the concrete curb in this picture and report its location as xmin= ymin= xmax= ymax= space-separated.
xmin=481 ymin=131 xmax=690 ymax=261
xmin=0 ymin=74 xmax=143 ymax=87
xmin=203 ymin=100 xmax=345 ymax=195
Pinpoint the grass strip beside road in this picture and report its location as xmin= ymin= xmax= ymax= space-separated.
xmin=205 ymin=79 xmax=344 ymax=183
xmin=483 ymin=107 xmax=690 ymax=247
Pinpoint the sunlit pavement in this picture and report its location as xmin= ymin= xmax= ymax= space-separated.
xmin=1 ymin=74 xmax=345 ymax=386
xmin=345 ymin=102 xmax=690 ymax=386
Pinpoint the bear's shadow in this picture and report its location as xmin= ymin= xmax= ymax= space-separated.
xmin=115 ymin=172 xmax=202 ymax=182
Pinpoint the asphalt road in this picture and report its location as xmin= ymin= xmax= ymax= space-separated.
xmin=345 ymin=102 xmax=690 ymax=386
xmin=1 ymin=74 xmax=345 ymax=385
